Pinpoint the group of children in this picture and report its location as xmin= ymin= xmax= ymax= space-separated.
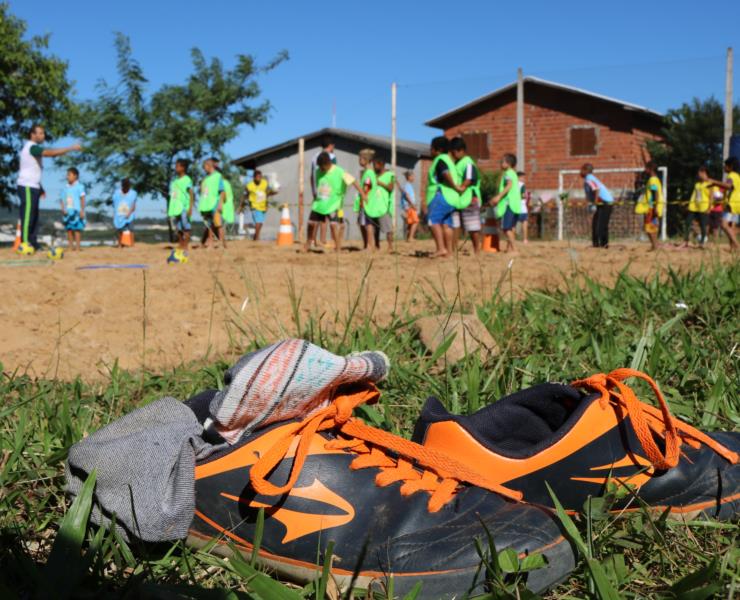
xmin=579 ymin=157 xmax=739 ymax=252
xmin=423 ymin=136 xmax=527 ymax=257
xmin=303 ymin=140 xmax=402 ymax=253
xmin=58 ymin=155 xmax=237 ymax=255
xmin=56 ymin=167 xmax=138 ymax=252
xmin=302 ymin=135 xmax=529 ymax=257
xmin=60 ymin=140 xmax=739 ymax=257
xmin=681 ymin=157 xmax=739 ymax=250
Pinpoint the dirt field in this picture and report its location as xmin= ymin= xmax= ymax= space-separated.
xmin=0 ymin=239 xmax=734 ymax=381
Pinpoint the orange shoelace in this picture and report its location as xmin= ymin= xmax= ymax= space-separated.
xmin=573 ymin=368 xmax=738 ymax=470
xmin=249 ymin=386 xmax=523 ymax=512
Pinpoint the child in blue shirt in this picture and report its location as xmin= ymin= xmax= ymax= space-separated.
xmin=60 ymin=167 xmax=86 ymax=251
xmin=580 ymin=163 xmax=614 ymax=248
xmin=112 ymin=178 xmax=137 ymax=247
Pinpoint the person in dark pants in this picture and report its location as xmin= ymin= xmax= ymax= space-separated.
xmin=16 ymin=124 xmax=81 ymax=250
xmin=580 ymin=163 xmax=614 ymax=248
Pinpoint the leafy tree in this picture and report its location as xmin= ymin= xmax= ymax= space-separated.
xmin=0 ymin=2 xmax=75 ymax=207
xmin=647 ymin=98 xmax=740 ymax=200
xmin=479 ymin=170 xmax=502 ymax=202
xmin=71 ymin=33 xmax=287 ymax=228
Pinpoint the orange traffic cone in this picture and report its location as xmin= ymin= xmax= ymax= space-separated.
xmin=481 ymin=207 xmax=499 ymax=253
xmin=12 ymin=220 xmax=21 ymax=250
xmin=121 ymin=230 xmax=134 ymax=247
xmin=276 ymin=205 xmax=294 ymax=247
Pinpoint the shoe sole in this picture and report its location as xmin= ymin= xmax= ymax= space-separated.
xmin=610 ymin=492 xmax=740 ymax=521
xmin=186 ymin=527 xmax=575 ymax=598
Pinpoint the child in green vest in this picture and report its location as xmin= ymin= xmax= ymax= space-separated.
xmin=198 ymin=158 xmax=226 ymax=249
xmin=169 ymin=158 xmax=194 ymax=253
xmin=370 ymin=156 xmax=395 ymax=252
xmin=355 ymin=149 xmax=376 ymax=250
xmin=450 ymin=137 xmax=482 ymax=254
xmin=423 ymin=136 xmax=464 ymax=258
xmin=222 ymin=178 xmax=235 ymax=229
xmin=213 ymin=157 xmax=236 ymax=244
xmin=305 ymin=152 xmax=365 ymax=253
xmin=489 ymin=153 xmax=521 ymax=253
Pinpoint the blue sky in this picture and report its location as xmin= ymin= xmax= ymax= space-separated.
xmin=9 ymin=0 xmax=740 ymax=216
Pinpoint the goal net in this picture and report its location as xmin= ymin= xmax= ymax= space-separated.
xmin=554 ymin=167 xmax=668 ymax=241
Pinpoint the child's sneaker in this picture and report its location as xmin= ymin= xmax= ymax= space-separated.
xmin=187 ymin=384 xmax=575 ymax=598
xmin=413 ymin=369 xmax=738 ymax=519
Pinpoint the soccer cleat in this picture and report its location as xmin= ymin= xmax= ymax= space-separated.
xmin=186 ymin=385 xmax=575 ymax=598
xmin=413 ymin=369 xmax=739 ymax=520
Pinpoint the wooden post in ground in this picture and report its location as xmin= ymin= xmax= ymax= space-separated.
xmin=723 ymin=47 xmax=734 ymax=161
xmin=516 ymin=68 xmax=524 ymax=169
xmin=298 ymin=137 xmax=305 ymax=242
xmin=391 ymin=82 xmax=398 ymax=235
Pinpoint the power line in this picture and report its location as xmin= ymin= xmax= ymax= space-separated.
xmin=397 ymin=54 xmax=725 ymax=89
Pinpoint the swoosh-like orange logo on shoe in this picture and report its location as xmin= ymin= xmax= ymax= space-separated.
xmin=570 ymin=453 xmax=655 ymax=489
xmin=221 ymin=478 xmax=356 ymax=543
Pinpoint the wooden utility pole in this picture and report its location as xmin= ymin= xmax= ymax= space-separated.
xmin=723 ymin=47 xmax=734 ymax=161
xmin=516 ymin=68 xmax=524 ymax=168
xmin=391 ymin=82 xmax=398 ymax=234
xmin=298 ymin=137 xmax=305 ymax=242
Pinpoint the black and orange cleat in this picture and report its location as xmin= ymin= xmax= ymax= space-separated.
xmin=186 ymin=385 xmax=575 ymax=599
xmin=413 ymin=368 xmax=739 ymax=520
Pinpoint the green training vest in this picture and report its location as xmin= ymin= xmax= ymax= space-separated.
xmin=313 ymin=165 xmax=347 ymax=215
xmin=354 ymin=168 xmax=377 ymax=212
xmin=169 ymin=175 xmax=192 ymax=217
xmin=222 ymin=179 xmax=235 ymax=224
xmin=426 ymin=154 xmax=460 ymax=207
xmin=376 ymin=170 xmax=396 ymax=216
xmin=496 ymin=168 xmax=522 ymax=218
xmin=455 ymin=156 xmax=481 ymax=210
xmin=365 ymin=170 xmax=394 ymax=218
xmin=199 ymin=172 xmax=222 ymax=213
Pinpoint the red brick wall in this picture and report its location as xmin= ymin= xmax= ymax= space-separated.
xmin=438 ymin=84 xmax=663 ymax=191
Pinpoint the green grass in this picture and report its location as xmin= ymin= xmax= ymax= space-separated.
xmin=0 ymin=259 xmax=738 ymax=599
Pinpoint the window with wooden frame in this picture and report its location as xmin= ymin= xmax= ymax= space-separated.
xmin=461 ymin=131 xmax=490 ymax=160
xmin=570 ymin=127 xmax=598 ymax=156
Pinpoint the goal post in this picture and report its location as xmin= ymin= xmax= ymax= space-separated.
xmin=557 ymin=166 xmax=668 ymax=242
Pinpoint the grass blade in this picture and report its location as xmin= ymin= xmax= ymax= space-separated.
xmin=41 ymin=469 xmax=97 ymax=599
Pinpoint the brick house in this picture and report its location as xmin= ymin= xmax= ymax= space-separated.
xmin=425 ymin=77 xmax=666 ymax=238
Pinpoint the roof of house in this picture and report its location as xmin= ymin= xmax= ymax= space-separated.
xmin=232 ymin=127 xmax=429 ymax=166
xmin=425 ymin=76 xmax=664 ymax=128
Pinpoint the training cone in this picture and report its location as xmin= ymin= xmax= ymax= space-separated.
xmin=482 ymin=208 xmax=500 ymax=253
xmin=12 ymin=220 xmax=21 ymax=251
xmin=121 ymin=230 xmax=134 ymax=247
xmin=276 ymin=204 xmax=294 ymax=247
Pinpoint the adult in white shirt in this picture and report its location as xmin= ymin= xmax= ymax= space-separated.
xmin=16 ymin=124 xmax=81 ymax=249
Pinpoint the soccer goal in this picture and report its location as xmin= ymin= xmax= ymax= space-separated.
xmin=557 ymin=167 xmax=668 ymax=241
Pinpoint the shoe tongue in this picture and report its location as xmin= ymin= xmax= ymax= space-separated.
xmin=208 ymin=339 xmax=389 ymax=444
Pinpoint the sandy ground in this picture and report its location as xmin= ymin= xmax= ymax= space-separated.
xmin=0 ymin=239 xmax=735 ymax=381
